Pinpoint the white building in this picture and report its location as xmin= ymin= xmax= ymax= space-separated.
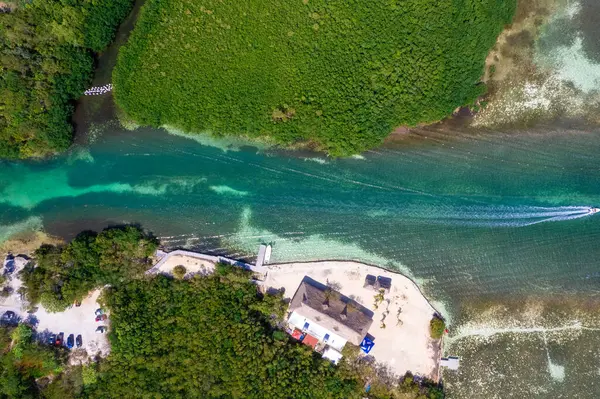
xmin=287 ymin=277 xmax=374 ymax=360
xmin=440 ymin=356 xmax=460 ymax=370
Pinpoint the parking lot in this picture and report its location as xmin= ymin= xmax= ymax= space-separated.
xmin=1 ymin=255 xmax=110 ymax=362
xmin=34 ymin=289 xmax=110 ymax=361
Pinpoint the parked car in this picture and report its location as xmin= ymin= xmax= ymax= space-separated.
xmin=76 ymin=334 xmax=82 ymax=348
xmin=3 ymin=259 xmax=15 ymax=274
xmin=66 ymin=334 xmax=74 ymax=349
xmin=95 ymin=314 xmax=107 ymax=322
xmin=94 ymin=308 xmax=104 ymax=316
xmin=95 ymin=326 xmax=107 ymax=334
xmin=1 ymin=311 xmax=17 ymax=326
xmin=48 ymin=334 xmax=56 ymax=345
xmin=56 ymin=332 xmax=64 ymax=346
xmin=1 ymin=311 xmax=15 ymax=322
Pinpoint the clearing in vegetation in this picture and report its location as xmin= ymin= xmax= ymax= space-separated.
xmin=114 ymin=0 xmax=516 ymax=155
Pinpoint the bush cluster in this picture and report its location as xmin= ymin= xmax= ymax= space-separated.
xmin=429 ymin=316 xmax=446 ymax=339
xmin=20 ymin=226 xmax=158 ymax=312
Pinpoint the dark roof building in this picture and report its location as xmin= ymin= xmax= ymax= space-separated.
xmin=288 ymin=277 xmax=374 ymax=347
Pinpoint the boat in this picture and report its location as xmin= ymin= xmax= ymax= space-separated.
xmin=589 ymin=207 xmax=600 ymax=215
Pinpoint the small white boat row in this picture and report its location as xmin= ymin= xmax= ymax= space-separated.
xmin=84 ymin=84 xmax=113 ymax=96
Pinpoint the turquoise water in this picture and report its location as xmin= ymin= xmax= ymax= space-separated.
xmin=2 ymin=0 xmax=600 ymax=396
xmin=1 ymin=123 xmax=600 ymax=397
xmin=3 ymin=125 xmax=600 ymax=297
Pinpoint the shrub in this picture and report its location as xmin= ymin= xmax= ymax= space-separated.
xmin=172 ymin=265 xmax=186 ymax=280
xmin=429 ymin=316 xmax=446 ymax=339
xmin=82 ymin=365 xmax=98 ymax=386
xmin=397 ymin=372 xmax=445 ymax=399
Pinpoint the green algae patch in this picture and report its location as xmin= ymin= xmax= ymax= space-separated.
xmin=114 ymin=0 xmax=516 ymax=156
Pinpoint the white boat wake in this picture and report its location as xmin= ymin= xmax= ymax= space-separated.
xmin=434 ymin=205 xmax=599 ymax=227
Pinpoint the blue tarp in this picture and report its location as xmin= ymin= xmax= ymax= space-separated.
xmin=360 ymin=336 xmax=374 ymax=354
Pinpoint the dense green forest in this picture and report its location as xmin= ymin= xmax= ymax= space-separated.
xmin=12 ymin=228 xmax=445 ymax=398
xmin=0 ymin=324 xmax=66 ymax=398
xmin=114 ymin=0 xmax=516 ymax=155
xmin=0 ymin=0 xmax=133 ymax=159
xmin=20 ymin=226 xmax=157 ymax=312
xmin=0 ymin=323 xmax=101 ymax=398
xmin=87 ymin=269 xmax=361 ymax=398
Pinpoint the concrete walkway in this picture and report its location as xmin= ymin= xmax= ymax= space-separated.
xmin=147 ymin=250 xmax=266 ymax=275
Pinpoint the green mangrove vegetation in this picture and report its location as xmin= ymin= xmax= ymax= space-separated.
xmin=0 ymin=324 xmax=65 ymax=398
xmin=429 ymin=316 xmax=446 ymax=340
xmin=0 ymin=0 xmax=133 ymax=159
xmin=88 ymin=269 xmax=361 ymax=398
xmin=20 ymin=226 xmax=157 ymax=312
xmin=114 ymin=0 xmax=516 ymax=155
xmin=0 ymin=323 xmax=99 ymax=398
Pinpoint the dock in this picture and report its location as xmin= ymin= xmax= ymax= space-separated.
xmin=440 ymin=356 xmax=460 ymax=370
xmin=148 ymin=249 xmax=266 ymax=275
xmin=256 ymin=244 xmax=272 ymax=268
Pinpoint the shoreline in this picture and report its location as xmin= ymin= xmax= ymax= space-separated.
xmin=153 ymin=249 xmax=442 ymax=318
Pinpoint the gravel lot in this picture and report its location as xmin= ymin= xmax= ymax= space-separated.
xmin=1 ymin=255 xmax=110 ymax=363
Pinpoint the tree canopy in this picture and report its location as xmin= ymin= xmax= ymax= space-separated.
xmin=20 ymin=226 xmax=158 ymax=312
xmin=0 ymin=324 xmax=65 ymax=398
xmin=87 ymin=270 xmax=361 ymax=398
xmin=114 ymin=0 xmax=516 ymax=155
xmin=0 ymin=0 xmax=133 ymax=159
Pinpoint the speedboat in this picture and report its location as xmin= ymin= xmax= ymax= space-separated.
xmin=589 ymin=207 xmax=600 ymax=215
